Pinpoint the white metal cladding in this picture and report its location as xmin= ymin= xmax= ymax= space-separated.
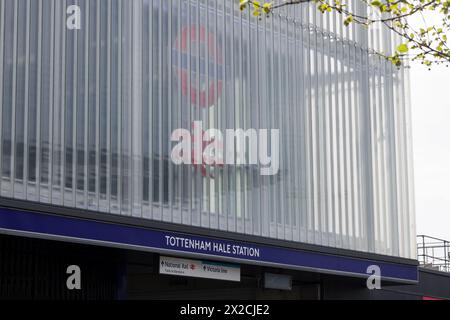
xmin=0 ymin=0 xmax=416 ymax=259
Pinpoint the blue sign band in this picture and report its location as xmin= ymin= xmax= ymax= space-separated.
xmin=0 ymin=207 xmax=417 ymax=282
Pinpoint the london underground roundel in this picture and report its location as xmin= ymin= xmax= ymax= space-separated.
xmin=174 ymin=25 xmax=223 ymax=108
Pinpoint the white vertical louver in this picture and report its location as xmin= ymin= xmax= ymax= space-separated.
xmin=0 ymin=0 xmax=416 ymax=259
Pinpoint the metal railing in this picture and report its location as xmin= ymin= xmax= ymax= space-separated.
xmin=417 ymin=235 xmax=450 ymax=273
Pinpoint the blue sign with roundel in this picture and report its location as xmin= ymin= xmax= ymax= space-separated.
xmin=172 ymin=25 xmax=223 ymax=108
xmin=0 ymin=207 xmax=418 ymax=283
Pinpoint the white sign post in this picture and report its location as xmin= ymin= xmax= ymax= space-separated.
xmin=159 ymin=256 xmax=241 ymax=282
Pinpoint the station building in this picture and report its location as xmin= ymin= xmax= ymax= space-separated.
xmin=0 ymin=0 xmax=427 ymax=299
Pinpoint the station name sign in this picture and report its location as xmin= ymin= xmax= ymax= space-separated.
xmin=0 ymin=207 xmax=419 ymax=283
xmin=164 ymin=235 xmax=260 ymax=258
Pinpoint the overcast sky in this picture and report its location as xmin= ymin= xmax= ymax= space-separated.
xmin=411 ymin=62 xmax=450 ymax=241
xmin=407 ymin=11 xmax=450 ymax=241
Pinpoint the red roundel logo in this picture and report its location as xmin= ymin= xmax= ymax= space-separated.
xmin=173 ymin=25 xmax=223 ymax=108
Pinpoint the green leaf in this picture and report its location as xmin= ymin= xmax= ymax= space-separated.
xmin=239 ymin=0 xmax=249 ymax=11
xmin=396 ymin=43 xmax=409 ymax=53
xmin=262 ymin=2 xmax=273 ymax=14
xmin=344 ymin=15 xmax=353 ymax=26
xmin=318 ymin=3 xmax=329 ymax=13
